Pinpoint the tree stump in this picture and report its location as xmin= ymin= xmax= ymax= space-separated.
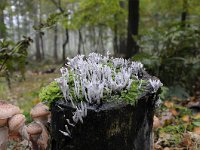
xmin=51 ymin=91 xmax=158 ymax=150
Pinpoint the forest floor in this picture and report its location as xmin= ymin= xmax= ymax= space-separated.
xmin=154 ymin=96 xmax=200 ymax=149
xmin=0 ymin=65 xmax=200 ymax=149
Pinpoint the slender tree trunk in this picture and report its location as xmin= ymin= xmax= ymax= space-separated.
xmin=50 ymin=0 xmax=69 ymax=62
xmin=77 ymin=30 xmax=82 ymax=55
xmin=35 ymin=32 xmax=42 ymax=61
xmin=34 ymin=2 xmax=41 ymax=61
xmin=81 ymin=30 xmax=86 ymax=55
xmin=54 ymin=24 xmax=58 ymax=62
xmin=39 ymin=0 xmax=44 ymax=59
xmin=40 ymin=33 xmax=44 ymax=59
xmin=16 ymin=12 xmax=21 ymax=41
xmin=119 ymin=37 xmax=126 ymax=56
xmin=62 ymin=29 xmax=69 ymax=61
xmin=118 ymin=1 xmax=126 ymax=57
xmin=0 ymin=1 xmax=6 ymax=39
xmin=126 ymin=0 xmax=139 ymax=58
xmin=99 ymin=28 xmax=105 ymax=55
xmin=181 ymin=0 xmax=188 ymax=28
xmin=113 ymin=24 xmax=119 ymax=56
xmin=92 ymin=28 xmax=97 ymax=53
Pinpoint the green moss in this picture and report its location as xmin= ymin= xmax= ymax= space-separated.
xmin=23 ymin=111 xmax=33 ymax=123
xmin=39 ymin=81 xmax=63 ymax=106
xmin=121 ymin=80 xmax=146 ymax=105
xmin=159 ymin=125 xmax=186 ymax=145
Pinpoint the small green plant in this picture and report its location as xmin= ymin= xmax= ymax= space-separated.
xmin=0 ymin=37 xmax=32 ymax=88
xmin=39 ymin=81 xmax=63 ymax=106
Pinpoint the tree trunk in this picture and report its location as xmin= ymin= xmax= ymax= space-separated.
xmin=33 ymin=1 xmax=42 ymax=61
xmin=0 ymin=1 xmax=6 ymax=39
xmin=113 ymin=24 xmax=119 ymax=56
xmin=126 ymin=0 xmax=139 ymax=58
xmin=40 ymin=33 xmax=44 ymax=59
xmin=119 ymin=37 xmax=126 ymax=57
xmin=39 ymin=0 xmax=45 ymax=59
xmin=50 ymin=0 xmax=69 ymax=62
xmin=62 ymin=29 xmax=69 ymax=61
xmin=54 ymin=24 xmax=58 ymax=62
xmin=77 ymin=30 xmax=82 ymax=55
xmin=181 ymin=0 xmax=188 ymax=28
xmin=35 ymin=32 xmax=42 ymax=61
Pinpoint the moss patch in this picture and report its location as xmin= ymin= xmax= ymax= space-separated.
xmin=39 ymin=81 xmax=63 ymax=106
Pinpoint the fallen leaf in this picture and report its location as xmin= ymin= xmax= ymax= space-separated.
xmin=193 ymin=113 xmax=200 ymax=120
xmin=187 ymin=101 xmax=200 ymax=108
xmin=180 ymin=133 xmax=192 ymax=147
xmin=153 ymin=116 xmax=161 ymax=129
xmin=193 ymin=127 xmax=200 ymax=134
xmin=164 ymin=101 xmax=174 ymax=108
xmin=154 ymin=143 xmax=162 ymax=150
xmin=188 ymin=131 xmax=200 ymax=142
xmin=182 ymin=115 xmax=190 ymax=122
xmin=160 ymin=112 xmax=173 ymax=126
xmin=170 ymin=109 xmax=179 ymax=116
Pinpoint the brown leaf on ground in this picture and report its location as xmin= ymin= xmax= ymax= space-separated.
xmin=170 ymin=109 xmax=179 ymax=116
xmin=163 ymin=147 xmax=170 ymax=150
xmin=193 ymin=127 xmax=200 ymax=134
xmin=160 ymin=112 xmax=173 ymax=126
xmin=164 ymin=101 xmax=174 ymax=108
xmin=193 ymin=113 xmax=200 ymax=120
xmin=182 ymin=115 xmax=190 ymax=122
xmin=186 ymin=101 xmax=200 ymax=108
xmin=153 ymin=116 xmax=161 ymax=129
xmin=188 ymin=132 xmax=200 ymax=142
xmin=180 ymin=133 xmax=192 ymax=148
xmin=154 ymin=143 xmax=163 ymax=150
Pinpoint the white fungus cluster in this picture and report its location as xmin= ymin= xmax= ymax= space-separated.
xmin=55 ymin=53 xmax=163 ymax=137
xmin=55 ymin=52 xmax=145 ymax=105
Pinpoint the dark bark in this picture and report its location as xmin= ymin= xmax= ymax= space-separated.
xmin=0 ymin=1 xmax=6 ymax=39
xmin=33 ymin=1 xmax=42 ymax=61
xmin=51 ymin=93 xmax=157 ymax=150
xmin=119 ymin=37 xmax=126 ymax=56
xmin=99 ymin=28 xmax=105 ymax=55
xmin=16 ymin=11 xmax=21 ymax=41
xmin=126 ymin=0 xmax=139 ymax=58
xmin=181 ymin=0 xmax=188 ymax=28
xmin=50 ymin=0 xmax=69 ymax=62
xmin=39 ymin=0 xmax=45 ymax=59
xmin=118 ymin=1 xmax=127 ymax=57
xmin=113 ymin=24 xmax=119 ymax=56
xmin=77 ymin=30 xmax=81 ymax=55
xmin=40 ymin=33 xmax=45 ymax=59
xmin=54 ymin=24 xmax=58 ymax=62
xmin=35 ymin=32 xmax=42 ymax=61
xmin=62 ymin=29 xmax=69 ymax=61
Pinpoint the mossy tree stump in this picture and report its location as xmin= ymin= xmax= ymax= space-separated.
xmin=51 ymin=92 xmax=158 ymax=150
xmin=44 ymin=53 xmax=162 ymax=150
